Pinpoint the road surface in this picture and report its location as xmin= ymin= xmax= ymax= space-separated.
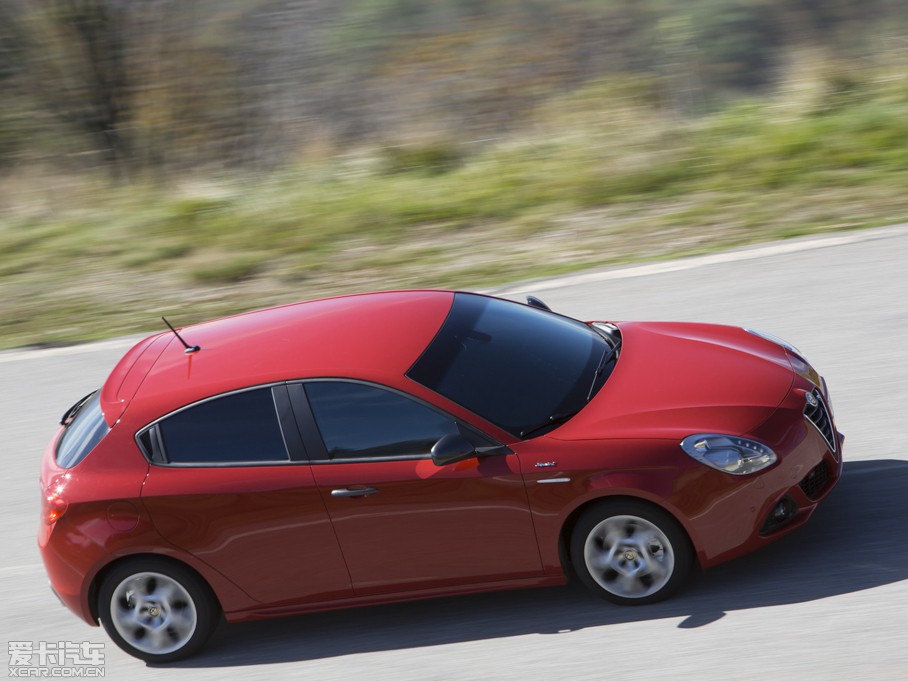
xmin=3 ymin=224 xmax=907 ymax=679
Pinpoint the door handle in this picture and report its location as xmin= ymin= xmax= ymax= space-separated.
xmin=330 ymin=487 xmax=379 ymax=498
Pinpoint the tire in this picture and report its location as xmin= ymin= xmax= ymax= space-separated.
xmin=97 ymin=557 xmax=220 ymax=663
xmin=570 ymin=500 xmax=693 ymax=605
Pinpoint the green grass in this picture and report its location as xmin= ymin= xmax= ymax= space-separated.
xmin=4 ymin=66 xmax=908 ymax=349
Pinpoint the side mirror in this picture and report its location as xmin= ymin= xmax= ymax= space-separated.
xmin=431 ymin=433 xmax=477 ymax=466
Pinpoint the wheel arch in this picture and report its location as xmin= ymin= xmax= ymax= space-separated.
xmin=557 ymin=493 xmax=698 ymax=579
xmin=88 ymin=553 xmax=223 ymax=623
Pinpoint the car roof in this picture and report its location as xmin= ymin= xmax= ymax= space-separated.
xmin=103 ymin=290 xmax=455 ymax=426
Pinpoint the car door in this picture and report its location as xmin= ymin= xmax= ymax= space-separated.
xmin=290 ymin=380 xmax=544 ymax=596
xmin=140 ymin=384 xmax=354 ymax=606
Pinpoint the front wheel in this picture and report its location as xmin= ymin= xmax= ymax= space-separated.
xmin=98 ymin=558 xmax=220 ymax=663
xmin=570 ymin=500 xmax=693 ymax=605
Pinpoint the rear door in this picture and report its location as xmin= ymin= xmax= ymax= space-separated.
xmin=140 ymin=384 xmax=353 ymax=606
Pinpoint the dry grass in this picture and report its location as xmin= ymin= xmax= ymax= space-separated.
xmin=4 ymin=55 xmax=908 ymax=348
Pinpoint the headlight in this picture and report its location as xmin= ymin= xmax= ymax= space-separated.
xmin=680 ymin=434 xmax=777 ymax=475
xmin=745 ymin=328 xmax=805 ymax=360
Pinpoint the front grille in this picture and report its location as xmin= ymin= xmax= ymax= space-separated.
xmin=804 ymin=388 xmax=836 ymax=454
xmin=799 ymin=461 xmax=830 ymax=501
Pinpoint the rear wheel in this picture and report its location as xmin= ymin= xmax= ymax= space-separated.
xmin=570 ymin=500 xmax=693 ymax=605
xmin=98 ymin=558 xmax=219 ymax=663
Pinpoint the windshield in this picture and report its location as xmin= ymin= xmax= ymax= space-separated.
xmin=407 ymin=293 xmax=608 ymax=437
xmin=56 ymin=390 xmax=109 ymax=468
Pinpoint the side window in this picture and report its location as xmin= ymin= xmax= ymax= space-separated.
xmin=304 ymin=382 xmax=461 ymax=460
xmin=157 ymin=387 xmax=288 ymax=464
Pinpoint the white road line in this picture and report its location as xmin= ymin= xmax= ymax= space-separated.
xmin=492 ymin=222 xmax=908 ymax=295
xmin=0 ymin=564 xmax=44 ymax=575
xmin=0 ymin=336 xmax=143 ymax=364
xmin=2 ymin=223 xmax=907 ymax=362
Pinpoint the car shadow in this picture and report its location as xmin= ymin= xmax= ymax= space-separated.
xmin=167 ymin=458 xmax=908 ymax=668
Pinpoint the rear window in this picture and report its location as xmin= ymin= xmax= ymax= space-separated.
xmin=56 ymin=391 xmax=110 ymax=468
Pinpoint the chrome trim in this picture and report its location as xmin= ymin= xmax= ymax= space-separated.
xmin=745 ymin=328 xmax=805 ymax=359
xmin=536 ymin=477 xmax=571 ymax=484
xmin=136 ymin=382 xmax=291 ymax=466
xmin=309 ymin=453 xmax=430 ymax=465
xmin=152 ymin=460 xmax=301 ymax=468
xmin=331 ymin=487 xmax=379 ymax=497
xmin=804 ymin=388 xmax=837 ymax=457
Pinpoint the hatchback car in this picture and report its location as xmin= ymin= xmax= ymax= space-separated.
xmin=39 ymin=290 xmax=842 ymax=662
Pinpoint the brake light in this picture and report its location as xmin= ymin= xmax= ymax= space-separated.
xmin=42 ymin=485 xmax=68 ymax=525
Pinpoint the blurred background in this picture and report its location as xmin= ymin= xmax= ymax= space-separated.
xmin=2 ymin=0 xmax=908 ymax=348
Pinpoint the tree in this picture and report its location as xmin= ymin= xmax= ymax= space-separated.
xmin=28 ymin=0 xmax=133 ymax=178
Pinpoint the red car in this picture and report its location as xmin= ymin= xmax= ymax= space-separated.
xmin=39 ymin=291 xmax=842 ymax=662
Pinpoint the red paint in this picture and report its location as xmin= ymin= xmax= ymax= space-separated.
xmin=38 ymin=290 xmax=842 ymax=630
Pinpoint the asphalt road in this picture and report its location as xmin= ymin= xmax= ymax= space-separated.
xmin=3 ymin=224 xmax=908 ymax=680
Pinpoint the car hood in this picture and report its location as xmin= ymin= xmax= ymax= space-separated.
xmin=551 ymin=321 xmax=795 ymax=441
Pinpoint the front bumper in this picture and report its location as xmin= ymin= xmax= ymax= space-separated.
xmin=691 ymin=424 xmax=843 ymax=569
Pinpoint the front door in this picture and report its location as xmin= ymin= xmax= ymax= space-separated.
xmin=293 ymin=380 xmax=543 ymax=596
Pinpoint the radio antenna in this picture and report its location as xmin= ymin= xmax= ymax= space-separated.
xmin=162 ymin=317 xmax=201 ymax=354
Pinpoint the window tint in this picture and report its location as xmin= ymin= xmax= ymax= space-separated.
xmin=304 ymin=382 xmax=460 ymax=460
xmin=158 ymin=388 xmax=288 ymax=464
xmin=57 ymin=391 xmax=109 ymax=468
xmin=408 ymin=293 xmax=606 ymax=437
